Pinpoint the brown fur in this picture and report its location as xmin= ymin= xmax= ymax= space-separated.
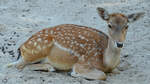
xmin=19 ymin=24 xmax=109 ymax=71
xmin=7 ymin=7 xmax=144 ymax=80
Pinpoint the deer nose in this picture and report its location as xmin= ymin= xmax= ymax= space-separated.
xmin=116 ymin=42 xmax=123 ymax=48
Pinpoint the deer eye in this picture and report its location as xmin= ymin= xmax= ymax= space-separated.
xmin=108 ymin=24 xmax=112 ymax=29
xmin=125 ymin=25 xmax=128 ymax=29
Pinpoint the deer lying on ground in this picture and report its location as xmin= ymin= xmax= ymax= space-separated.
xmin=7 ymin=7 xmax=144 ymax=80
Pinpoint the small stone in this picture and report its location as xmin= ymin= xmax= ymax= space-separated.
xmin=59 ymin=2 xmax=63 ymax=4
xmin=7 ymin=43 xmax=12 ymax=46
xmin=2 ymin=78 xmax=8 ymax=83
xmin=118 ymin=62 xmax=130 ymax=71
xmin=83 ymin=4 xmax=87 ymax=7
xmin=123 ymin=54 xmax=129 ymax=58
xmin=5 ymin=47 xmax=8 ymax=49
xmin=8 ymin=50 xmax=14 ymax=55
xmin=22 ymin=15 xmax=26 ymax=17
xmin=25 ymin=0 xmax=28 ymax=2
xmin=22 ymin=9 xmax=30 ymax=12
xmin=10 ymin=37 xmax=13 ymax=39
xmin=16 ymin=35 xmax=20 ymax=37
xmin=93 ymin=17 xmax=96 ymax=19
xmin=13 ymin=32 xmax=16 ymax=35
xmin=0 ymin=33 xmax=4 ymax=36
xmin=2 ymin=46 xmax=5 ymax=53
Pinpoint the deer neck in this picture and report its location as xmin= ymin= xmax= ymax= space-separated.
xmin=103 ymin=36 xmax=121 ymax=70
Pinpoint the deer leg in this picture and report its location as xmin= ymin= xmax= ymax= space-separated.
xmin=27 ymin=63 xmax=55 ymax=72
xmin=71 ymin=63 xmax=107 ymax=80
xmin=25 ymin=57 xmax=55 ymax=72
xmin=6 ymin=57 xmax=27 ymax=69
xmin=7 ymin=57 xmax=55 ymax=72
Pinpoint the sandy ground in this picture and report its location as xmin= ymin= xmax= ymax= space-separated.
xmin=0 ymin=0 xmax=150 ymax=84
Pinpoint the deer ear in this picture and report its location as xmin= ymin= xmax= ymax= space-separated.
xmin=97 ymin=7 xmax=109 ymax=21
xmin=127 ymin=12 xmax=145 ymax=23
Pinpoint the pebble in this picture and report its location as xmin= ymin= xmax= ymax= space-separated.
xmin=2 ymin=78 xmax=8 ymax=83
xmin=123 ymin=54 xmax=129 ymax=58
xmin=1 ymin=46 xmax=5 ymax=54
xmin=8 ymin=50 xmax=14 ymax=56
xmin=0 ymin=33 xmax=4 ymax=36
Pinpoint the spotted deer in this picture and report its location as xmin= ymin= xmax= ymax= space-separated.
xmin=7 ymin=7 xmax=144 ymax=80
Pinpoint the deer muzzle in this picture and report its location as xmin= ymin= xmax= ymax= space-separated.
xmin=116 ymin=42 xmax=123 ymax=48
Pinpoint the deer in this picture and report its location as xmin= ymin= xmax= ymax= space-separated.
xmin=6 ymin=7 xmax=144 ymax=80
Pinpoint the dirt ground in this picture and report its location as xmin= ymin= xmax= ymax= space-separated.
xmin=0 ymin=0 xmax=150 ymax=84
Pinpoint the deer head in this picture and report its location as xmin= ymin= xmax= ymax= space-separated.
xmin=97 ymin=7 xmax=144 ymax=48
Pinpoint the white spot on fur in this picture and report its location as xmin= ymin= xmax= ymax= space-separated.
xmin=70 ymin=45 xmax=73 ymax=48
xmin=88 ymin=46 xmax=91 ymax=50
xmin=34 ymin=42 xmax=37 ymax=46
xmin=60 ymin=34 xmax=63 ymax=36
xmin=78 ymin=35 xmax=85 ymax=39
xmin=96 ymin=58 xmax=99 ymax=62
xmin=67 ymin=41 xmax=70 ymax=43
xmin=72 ymin=37 xmax=75 ymax=39
xmin=44 ymin=40 xmax=48 ymax=43
xmin=86 ymin=39 xmax=89 ymax=42
xmin=43 ymin=46 xmax=47 ymax=49
xmin=65 ymin=37 xmax=70 ymax=39
xmin=71 ymin=41 xmax=74 ymax=45
xmin=48 ymin=43 xmax=52 ymax=47
xmin=37 ymin=45 xmax=41 ymax=50
xmin=37 ymin=38 xmax=42 ymax=42
xmin=84 ymin=31 xmax=88 ymax=34
xmin=80 ymin=44 xmax=84 ymax=47
xmin=94 ymin=52 xmax=98 ymax=56
xmin=50 ymin=30 xmax=53 ymax=34
xmin=57 ymin=32 xmax=61 ymax=35
xmin=28 ymin=41 xmax=32 ymax=44
xmin=45 ymin=34 xmax=48 ymax=36
xmin=63 ymin=41 xmax=66 ymax=43
xmin=67 ymin=30 xmax=71 ymax=32
xmin=56 ymin=28 xmax=60 ymax=30
xmin=54 ymin=32 xmax=57 ymax=34
xmin=87 ymin=33 xmax=90 ymax=36
xmin=37 ymin=34 xmax=41 ymax=37
xmin=64 ymin=33 xmax=67 ymax=35
xmin=32 ymin=50 xmax=34 ymax=54
xmin=78 ymin=55 xmax=85 ymax=61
